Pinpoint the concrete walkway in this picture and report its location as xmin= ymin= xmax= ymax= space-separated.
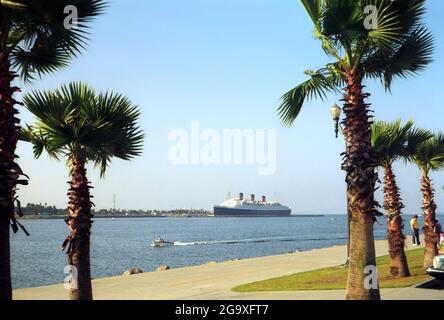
xmin=13 ymin=237 xmax=443 ymax=300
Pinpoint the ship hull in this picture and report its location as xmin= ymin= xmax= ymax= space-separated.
xmin=213 ymin=206 xmax=291 ymax=217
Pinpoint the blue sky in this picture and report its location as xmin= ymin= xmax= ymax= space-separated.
xmin=16 ymin=0 xmax=444 ymax=214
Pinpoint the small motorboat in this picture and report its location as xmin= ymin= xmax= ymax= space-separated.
xmin=151 ymin=238 xmax=174 ymax=247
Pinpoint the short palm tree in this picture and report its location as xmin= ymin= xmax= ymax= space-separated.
xmin=22 ymin=82 xmax=143 ymax=300
xmin=278 ymin=0 xmax=433 ymax=299
xmin=371 ymin=120 xmax=431 ymax=278
xmin=411 ymin=133 xmax=444 ymax=268
xmin=0 ymin=0 xmax=106 ymax=300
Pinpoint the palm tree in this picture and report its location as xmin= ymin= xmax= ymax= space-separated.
xmin=278 ymin=0 xmax=433 ymax=299
xmin=0 ymin=0 xmax=106 ymax=300
xmin=371 ymin=120 xmax=431 ymax=278
xmin=22 ymin=82 xmax=143 ymax=300
xmin=411 ymin=133 xmax=444 ymax=268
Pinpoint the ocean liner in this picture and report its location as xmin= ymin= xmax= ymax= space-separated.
xmin=213 ymin=193 xmax=291 ymax=217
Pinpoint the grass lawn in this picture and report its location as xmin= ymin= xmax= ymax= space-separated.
xmin=233 ymin=248 xmax=431 ymax=292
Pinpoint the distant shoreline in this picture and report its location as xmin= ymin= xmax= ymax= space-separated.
xmin=19 ymin=215 xmax=206 ymax=220
xmin=19 ymin=214 xmax=326 ymax=220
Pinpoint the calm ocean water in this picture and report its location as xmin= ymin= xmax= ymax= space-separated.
xmin=10 ymin=215 xmax=423 ymax=289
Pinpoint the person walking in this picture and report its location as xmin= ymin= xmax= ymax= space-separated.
xmin=410 ymin=215 xmax=421 ymax=246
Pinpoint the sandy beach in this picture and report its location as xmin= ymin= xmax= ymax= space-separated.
xmin=13 ymin=236 xmax=443 ymax=300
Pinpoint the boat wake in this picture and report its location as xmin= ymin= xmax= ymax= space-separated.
xmin=172 ymin=235 xmax=346 ymax=247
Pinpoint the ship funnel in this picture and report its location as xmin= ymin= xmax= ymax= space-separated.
xmin=251 ymin=194 xmax=255 ymax=202
xmin=239 ymin=193 xmax=244 ymax=201
xmin=262 ymin=196 xmax=266 ymax=203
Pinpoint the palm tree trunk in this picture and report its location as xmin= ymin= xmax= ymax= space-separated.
xmin=342 ymin=72 xmax=380 ymax=300
xmin=383 ymin=165 xmax=410 ymax=277
xmin=65 ymin=157 xmax=94 ymax=300
xmin=421 ymin=175 xmax=440 ymax=268
xmin=0 ymin=52 xmax=21 ymax=300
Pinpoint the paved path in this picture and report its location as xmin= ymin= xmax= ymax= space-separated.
xmin=13 ymin=237 xmax=443 ymax=300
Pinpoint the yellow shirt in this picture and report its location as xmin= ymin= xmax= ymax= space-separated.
xmin=410 ymin=218 xmax=419 ymax=229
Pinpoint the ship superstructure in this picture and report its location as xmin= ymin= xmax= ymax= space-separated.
xmin=213 ymin=193 xmax=291 ymax=217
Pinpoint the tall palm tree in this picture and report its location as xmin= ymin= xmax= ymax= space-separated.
xmin=411 ymin=133 xmax=444 ymax=268
xmin=0 ymin=0 xmax=106 ymax=300
xmin=22 ymin=82 xmax=144 ymax=300
xmin=278 ymin=0 xmax=433 ymax=299
xmin=371 ymin=120 xmax=431 ymax=278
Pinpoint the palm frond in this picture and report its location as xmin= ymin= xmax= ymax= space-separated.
xmin=10 ymin=42 xmax=71 ymax=82
xmin=19 ymin=125 xmax=62 ymax=159
xmin=23 ymin=82 xmax=144 ymax=177
xmin=322 ymin=0 xmax=363 ymax=39
xmin=279 ymin=0 xmax=432 ymax=126
xmin=412 ymin=132 xmax=444 ymax=176
xmin=371 ymin=119 xmax=413 ymax=166
xmin=277 ymin=69 xmax=341 ymax=126
xmin=6 ymin=0 xmax=107 ymax=80
xmin=364 ymin=26 xmax=434 ymax=90
xmin=0 ymin=0 xmax=29 ymax=10
xmin=364 ymin=0 xmax=402 ymax=48
xmin=405 ymin=127 xmax=433 ymax=159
